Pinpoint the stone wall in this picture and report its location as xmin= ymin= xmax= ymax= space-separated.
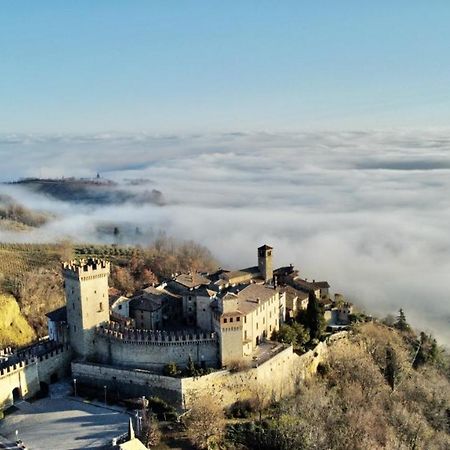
xmin=72 ymin=333 xmax=348 ymax=410
xmin=93 ymin=324 xmax=219 ymax=372
xmin=71 ymin=362 xmax=184 ymax=405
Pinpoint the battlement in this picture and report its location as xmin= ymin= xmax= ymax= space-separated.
xmin=62 ymin=258 xmax=110 ymax=278
xmin=0 ymin=342 xmax=70 ymax=378
xmin=96 ymin=322 xmax=217 ymax=346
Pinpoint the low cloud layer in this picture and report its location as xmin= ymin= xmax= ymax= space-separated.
xmin=1 ymin=130 xmax=449 ymax=345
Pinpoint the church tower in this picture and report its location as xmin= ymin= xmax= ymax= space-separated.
xmin=63 ymin=258 xmax=110 ymax=358
xmin=258 ymin=244 xmax=273 ymax=283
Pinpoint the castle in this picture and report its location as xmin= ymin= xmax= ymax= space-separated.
xmin=1 ymin=245 xmax=350 ymax=411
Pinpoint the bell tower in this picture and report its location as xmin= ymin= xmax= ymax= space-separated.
xmin=63 ymin=258 xmax=110 ymax=358
xmin=258 ymin=244 xmax=273 ymax=283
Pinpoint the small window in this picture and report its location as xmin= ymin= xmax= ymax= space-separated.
xmin=224 ymin=318 xmax=228 ymax=323
xmin=72 ymin=303 xmax=75 ymax=310
xmin=99 ymin=302 xmax=103 ymax=311
xmin=256 ymin=322 xmax=259 ymax=330
xmin=230 ymin=317 xmax=234 ymax=323
xmin=236 ymin=317 xmax=240 ymax=322
xmin=244 ymin=316 xmax=247 ymax=324
xmin=118 ymin=305 xmax=122 ymax=310
xmin=73 ymin=325 xmax=77 ymax=332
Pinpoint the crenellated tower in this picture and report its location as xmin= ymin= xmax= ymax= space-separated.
xmin=63 ymin=258 xmax=110 ymax=358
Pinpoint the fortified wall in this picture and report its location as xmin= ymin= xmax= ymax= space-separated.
xmin=93 ymin=322 xmax=219 ymax=372
xmin=182 ymin=331 xmax=348 ymax=408
xmin=0 ymin=342 xmax=72 ymax=411
xmin=72 ymin=332 xmax=348 ymax=410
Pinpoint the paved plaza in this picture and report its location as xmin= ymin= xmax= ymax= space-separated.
xmin=0 ymin=397 xmax=129 ymax=450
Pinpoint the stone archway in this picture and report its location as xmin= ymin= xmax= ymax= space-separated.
xmin=50 ymin=372 xmax=59 ymax=384
xmin=12 ymin=387 xmax=21 ymax=402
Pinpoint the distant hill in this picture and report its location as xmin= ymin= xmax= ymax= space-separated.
xmin=0 ymin=194 xmax=51 ymax=231
xmin=9 ymin=177 xmax=165 ymax=206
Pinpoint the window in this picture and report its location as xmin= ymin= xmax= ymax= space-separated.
xmin=244 ymin=316 xmax=247 ymax=324
xmin=73 ymin=325 xmax=77 ymax=332
xmin=118 ymin=305 xmax=122 ymax=310
xmin=72 ymin=303 xmax=75 ymax=310
xmin=256 ymin=322 xmax=259 ymax=330
xmin=244 ymin=330 xmax=247 ymax=340
xmin=237 ymin=317 xmax=240 ymax=322
xmin=99 ymin=302 xmax=103 ymax=311
xmin=230 ymin=318 xmax=233 ymax=323
xmin=224 ymin=318 xmax=228 ymax=323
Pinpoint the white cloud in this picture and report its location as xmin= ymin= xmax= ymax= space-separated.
xmin=1 ymin=130 xmax=449 ymax=345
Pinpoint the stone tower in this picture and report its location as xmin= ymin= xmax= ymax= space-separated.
xmin=63 ymin=258 xmax=110 ymax=359
xmin=258 ymin=244 xmax=273 ymax=283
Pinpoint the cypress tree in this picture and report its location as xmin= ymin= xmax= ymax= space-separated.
xmin=305 ymin=290 xmax=325 ymax=340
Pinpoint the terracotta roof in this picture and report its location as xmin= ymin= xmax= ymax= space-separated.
xmin=129 ymin=286 xmax=180 ymax=312
xmin=277 ymin=285 xmax=308 ymax=301
xmin=222 ymin=284 xmax=278 ymax=315
xmin=173 ymin=272 xmax=210 ymax=288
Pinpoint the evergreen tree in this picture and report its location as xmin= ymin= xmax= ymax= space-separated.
xmin=305 ymin=291 xmax=325 ymax=341
xmin=394 ymin=308 xmax=410 ymax=332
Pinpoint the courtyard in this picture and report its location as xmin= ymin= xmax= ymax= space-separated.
xmin=0 ymin=396 xmax=129 ymax=450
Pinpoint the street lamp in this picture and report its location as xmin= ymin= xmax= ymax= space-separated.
xmin=135 ymin=410 xmax=142 ymax=436
xmin=104 ymin=385 xmax=107 ymax=405
xmin=73 ymin=378 xmax=77 ymax=397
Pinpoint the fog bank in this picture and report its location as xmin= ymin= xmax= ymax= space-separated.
xmin=1 ymin=130 xmax=449 ymax=345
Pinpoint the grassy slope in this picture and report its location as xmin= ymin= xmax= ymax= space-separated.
xmin=0 ymin=294 xmax=36 ymax=348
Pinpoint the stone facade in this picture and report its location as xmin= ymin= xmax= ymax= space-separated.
xmin=63 ymin=259 xmax=110 ymax=358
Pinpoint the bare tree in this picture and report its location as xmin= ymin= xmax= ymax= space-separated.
xmin=185 ymin=395 xmax=225 ymax=450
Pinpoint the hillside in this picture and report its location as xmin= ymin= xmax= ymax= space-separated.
xmin=9 ymin=177 xmax=165 ymax=206
xmin=188 ymin=322 xmax=450 ymax=450
xmin=0 ymin=194 xmax=50 ymax=230
xmin=0 ymin=294 xmax=36 ymax=348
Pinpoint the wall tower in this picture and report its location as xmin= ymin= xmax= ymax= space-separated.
xmin=258 ymin=244 xmax=273 ymax=283
xmin=63 ymin=258 xmax=110 ymax=359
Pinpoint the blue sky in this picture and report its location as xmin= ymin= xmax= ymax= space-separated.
xmin=1 ymin=1 xmax=449 ymax=133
